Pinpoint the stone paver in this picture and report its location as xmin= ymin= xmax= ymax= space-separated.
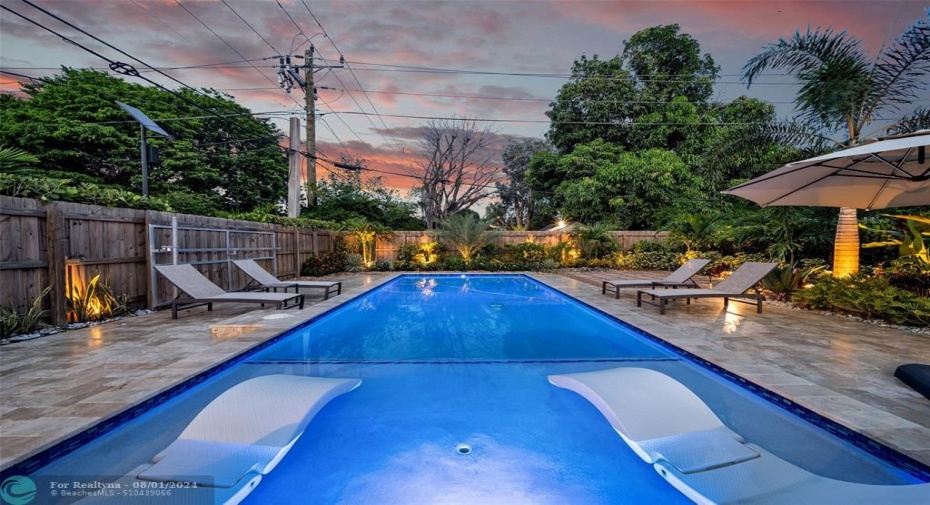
xmin=0 ymin=273 xmax=396 ymax=469
xmin=1 ymin=270 xmax=929 ymax=473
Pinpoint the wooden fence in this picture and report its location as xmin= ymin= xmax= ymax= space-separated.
xmin=2 ymin=195 xmax=668 ymax=325
xmin=372 ymin=230 xmax=668 ymax=262
xmin=0 ymin=196 xmax=335 ymax=324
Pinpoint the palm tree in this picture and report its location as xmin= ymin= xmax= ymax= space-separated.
xmin=573 ymin=222 xmax=619 ymax=259
xmin=438 ymin=213 xmax=495 ymax=264
xmin=741 ymin=13 xmax=930 ymax=276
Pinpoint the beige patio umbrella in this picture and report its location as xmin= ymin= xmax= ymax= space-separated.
xmin=723 ymin=130 xmax=930 ymax=210
xmin=723 ymin=130 xmax=930 ymax=276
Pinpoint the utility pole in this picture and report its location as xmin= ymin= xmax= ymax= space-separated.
xmin=287 ymin=117 xmax=301 ymax=218
xmin=273 ymin=47 xmax=342 ymax=208
xmin=305 ymin=45 xmax=316 ymax=207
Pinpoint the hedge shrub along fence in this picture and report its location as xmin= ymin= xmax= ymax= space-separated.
xmin=372 ymin=230 xmax=669 ymax=262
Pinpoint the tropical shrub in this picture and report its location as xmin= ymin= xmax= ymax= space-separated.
xmin=760 ymin=263 xmax=827 ymax=301
xmin=667 ymin=212 xmax=721 ymax=251
xmin=372 ymin=261 xmax=393 ymax=272
xmin=344 ymin=253 xmax=366 ymax=273
xmin=442 ymin=257 xmax=468 ymax=271
xmin=66 ymin=275 xmax=129 ymax=323
xmin=301 ymin=251 xmax=346 ymax=277
xmin=397 ymin=244 xmax=420 ymax=262
xmin=631 ymin=239 xmax=676 ymax=253
xmin=793 ymin=275 xmax=930 ymax=326
xmin=343 ymin=218 xmax=393 ymax=267
xmin=502 ymin=242 xmax=549 ymax=262
xmin=540 ymin=258 xmax=560 ymax=271
xmin=615 ymin=250 xmax=681 ymax=271
xmin=0 ymin=287 xmax=51 ymax=339
xmin=862 ymin=214 xmax=930 ymax=275
xmin=0 ymin=173 xmax=173 ymax=210
xmin=439 ymin=214 xmax=495 ymax=264
xmin=573 ymin=222 xmax=618 ymax=259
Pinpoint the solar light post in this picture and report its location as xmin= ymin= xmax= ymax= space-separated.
xmin=116 ymin=101 xmax=173 ymax=197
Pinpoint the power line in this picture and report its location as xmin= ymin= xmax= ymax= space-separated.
xmin=129 ymin=0 xmax=187 ymax=41
xmin=300 ymin=0 xmax=422 ymax=178
xmin=220 ymin=0 xmax=280 ymax=54
xmin=330 ymin=110 xmax=809 ymax=126
xmin=11 ymin=0 xmax=280 ymax=147
xmin=0 ymin=70 xmax=40 ymax=81
xmin=173 ymin=0 xmax=303 ymax=109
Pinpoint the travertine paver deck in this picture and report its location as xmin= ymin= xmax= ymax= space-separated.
xmin=1 ymin=271 xmax=929 ymax=473
xmin=0 ymin=273 xmax=398 ymax=470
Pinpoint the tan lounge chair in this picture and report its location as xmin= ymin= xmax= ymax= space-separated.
xmin=602 ymin=259 xmax=711 ymax=298
xmin=155 ymin=264 xmax=304 ymax=319
xmin=233 ymin=259 xmax=342 ymax=299
xmin=636 ymin=262 xmax=777 ymax=315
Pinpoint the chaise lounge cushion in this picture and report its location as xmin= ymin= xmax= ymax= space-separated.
xmin=894 ymin=364 xmax=930 ymax=400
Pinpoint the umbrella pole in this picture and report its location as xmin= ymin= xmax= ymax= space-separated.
xmin=833 ymin=207 xmax=860 ymax=277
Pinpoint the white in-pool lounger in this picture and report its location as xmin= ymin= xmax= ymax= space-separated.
xmin=81 ymin=374 xmax=360 ymax=505
xmin=548 ymin=367 xmax=930 ymax=505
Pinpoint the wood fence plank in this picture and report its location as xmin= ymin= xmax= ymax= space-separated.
xmin=46 ymin=204 xmax=67 ymax=325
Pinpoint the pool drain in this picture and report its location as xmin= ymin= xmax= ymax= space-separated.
xmin=455 ymin=443 xmax=472 ymax=455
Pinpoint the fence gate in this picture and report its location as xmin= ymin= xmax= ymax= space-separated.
xmin=148 ymin=217 xmax=277 ymax=309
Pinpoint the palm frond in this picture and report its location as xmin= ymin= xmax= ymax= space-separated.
xmin=884 ymin=106 xmax=930 ymax=135
xmin=742 ymin=28 xmax=869 ymax=85
xmin=742 ymin=28 xmax=872 ymax=130
xmin=867 ymin=12 xmax=930 ymax=117
xmin=0 ymin=146 xmax=40 ymax=174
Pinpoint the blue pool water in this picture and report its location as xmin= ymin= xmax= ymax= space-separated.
xmin=24 ymin=275 xmax=926 ymax=504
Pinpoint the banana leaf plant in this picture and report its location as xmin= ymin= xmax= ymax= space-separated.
xmin=861 ymin=215 xmax=930 ymax=274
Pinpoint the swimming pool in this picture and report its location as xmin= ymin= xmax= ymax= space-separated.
xmin=16 ymin=274 xmax=929 ymax=504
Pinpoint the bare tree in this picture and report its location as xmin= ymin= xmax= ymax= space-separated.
xmin=414 ymin=118 xmax=498 ymax=228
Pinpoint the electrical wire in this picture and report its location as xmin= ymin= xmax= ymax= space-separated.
xmin=10 ymin=0 xmax=280 ymax=147
xmin=173 ymin=0 xmax=303 ymax=109
xmin=299 ymin=0 xmax=424 ymax=178
xmin=330 ymin=110 xmax=801 ymax=126
xmin=221 ymin=0 xmax=280 ymax=54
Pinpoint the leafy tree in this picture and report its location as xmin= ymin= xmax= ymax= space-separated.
xmin=696 ymin=97 xmax=801 ymax=193
xmin=495 ymin=138 xmax=553 ymax=229
xmin=0 ymin=68 xmax=287 ymax=213
xmin=621 ymin=24 xmax=719 ymax=108
xmin=545 ymin=55 xmax=637 ymax=153
xmin=305 ymin=173 xmax=422 ymax=229
xmin=546 ymin=24 xmax=720 ymax=156
xmin=536 ymin=24 xmax=783 ymax=229
xmin=527 ymin=140 xmax=706 ymax=229
xmin=741 ymin=11 xmax=930 ymax=275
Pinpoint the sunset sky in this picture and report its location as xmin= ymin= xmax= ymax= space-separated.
xmin=2 ymin=0 xmax=928 ymax=197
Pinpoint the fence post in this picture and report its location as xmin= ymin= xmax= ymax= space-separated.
xmin=45 ymin=203 xmax=68 ymax=325
xmin=145 ymin=211 xmax=154 ymax=310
